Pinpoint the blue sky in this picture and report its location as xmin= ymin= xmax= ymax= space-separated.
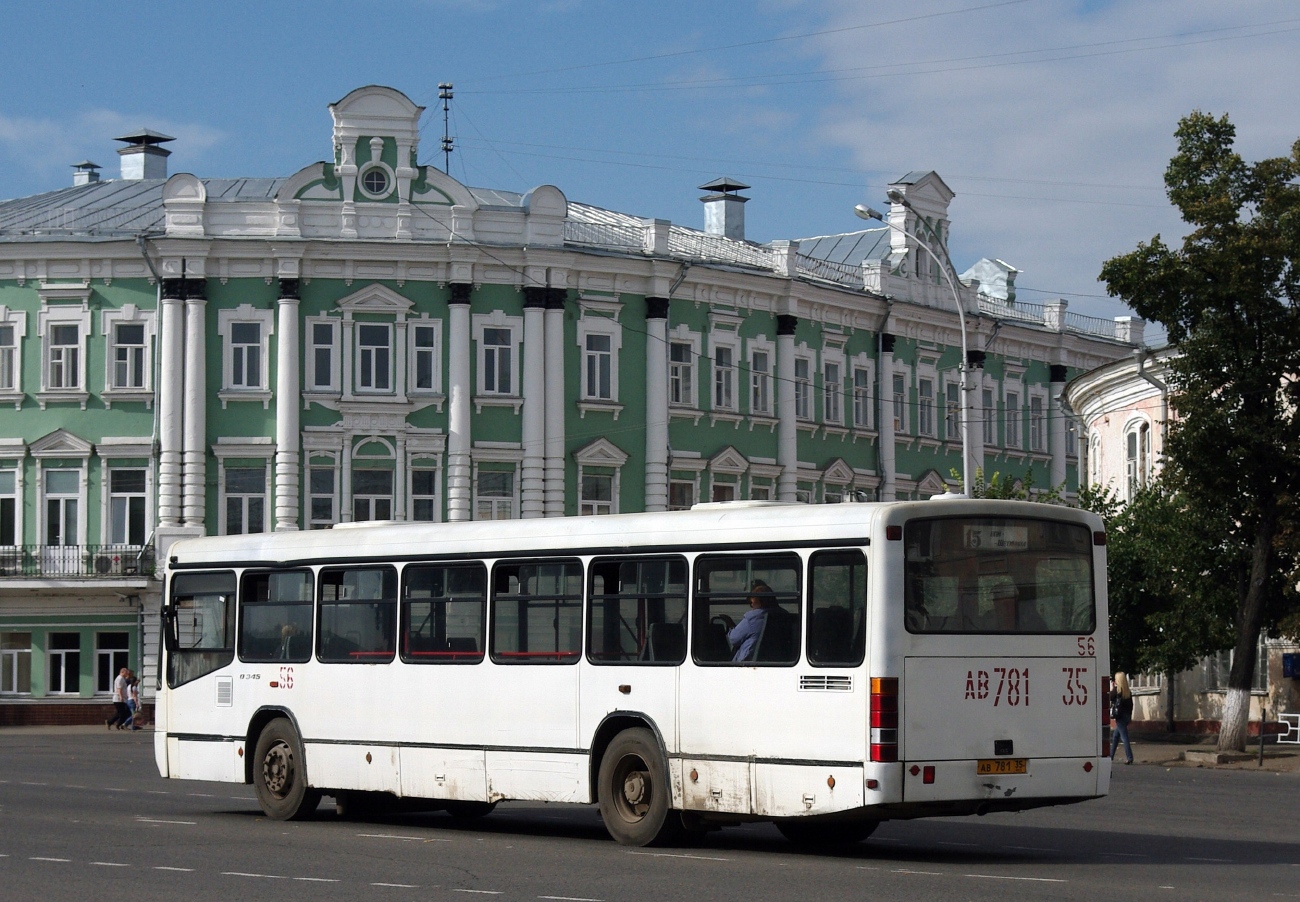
xmin=2 ymin=0 xmax=1297 ymax=328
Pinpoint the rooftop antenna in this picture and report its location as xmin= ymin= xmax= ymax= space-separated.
xmin=438 ymin=83 xmax=454 ymax=174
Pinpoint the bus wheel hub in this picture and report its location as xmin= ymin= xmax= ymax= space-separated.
xmin=622 ymin=770 xmax=647 ymax=807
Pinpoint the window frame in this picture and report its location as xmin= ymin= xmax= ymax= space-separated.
xmin=586 ymin=555 xmax=689 ymax=666
xmin=218 ymin=306 xmax=274 ymax=400
xmin=305 ymin=316 xmax=341 ymax=394
xmin=473 ymin=313 xmax=523 ymax=398
xmin=400 ymin=561 xmax=487 ymax=664
xmin=489 ymin=558 xmax=584 ymax=665
xmin=316 ymin=565 xmax=399 ymax=664
xmin=409 ymin=318 xmax=443 ymax=395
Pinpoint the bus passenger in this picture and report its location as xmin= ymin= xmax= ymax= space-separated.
xmin=727 ymin=580 xmax=777 ymax=662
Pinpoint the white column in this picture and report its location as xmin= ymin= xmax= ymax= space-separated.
xmin=643 ymin=297 xmax=670 ymax=512
xmin=157 ymin=286 xmax=185 ymax=527
xmin=776 ymin=314 xmax=798 ymax=501
xmin=1050 ymin=365 xmax=1068 ymax=490
xmin=878 ymin=336 xmax=896 ymax=501
xmin=543 ymin=289 xmax=567 ymax=517
xmin=274 ymin=286 xmax=301 ymax=531
xmin=521 ymin=288 xmax=547 ymax=518
xmin=181 ymin=288 xmax=207 ymax=529
xmin=446 ymin=285 xmax=472 ymax=521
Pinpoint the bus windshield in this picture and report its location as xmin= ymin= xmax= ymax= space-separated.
xmin=903 ymin=516 xmax=1094 ymax=634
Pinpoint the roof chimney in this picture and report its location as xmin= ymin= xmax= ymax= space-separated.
xmin=71 ymin=160 xmax=102 ymax=187
xmin=699 ymin=177 xmax=749 ymax=241
xmin=114 ymin=129 xmax=174 ymax=180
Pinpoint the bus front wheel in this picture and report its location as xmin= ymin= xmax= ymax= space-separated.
xmin=253 ymin=718 xmax=321 ymax=820
xmin=598 ymin=728 xmax=677 ymax=847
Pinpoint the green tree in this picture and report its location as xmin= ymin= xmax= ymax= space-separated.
xmin=1099 ymin=112 xmax=1300 ymax=750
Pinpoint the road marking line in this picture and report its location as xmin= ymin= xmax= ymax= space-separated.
xmin=154 ymin=866 xmax=195 ymax=872
xmin=1007 ymin=846 xmax=1059 ymax=852
xmin=146 ymin=790 xmax=169 ymax=795
xmin=938 ymin=841 xmax=978 ymax=847
xmin=20 ymin=782 xmax=48 ymax=786
xmin=30 ymin=857 xmax=71 ymax=862
xmin=186 ymin=793 xmax=218 ymax=798
xmin=358 ymin=833 xmax=427 ymax=842
xmin=453 ymin=891 xmax=503 ymax=895
xmin=372 ymin=883 xmax=421 ymax=889
xmin=965 ymin=874 xmax=1067 ymax=883
xmin=540 ymin=896 xmax=605 ymax=901
xmin=293 ymin=877 xmax=340 ymax=883
xmin=891 ymin=869 xmax=942 ymax=876
xmin=136 ymin=818 xmax=196 ymax=825
xmin=1185 ymin=857 xmax=1232 ymax=863
xmin=223 ymin=871 xmax=288 ymax=879
xmin=91 ymin=861 xmax=131 ymax=867
xmin=627 ymin=851 xmax=729 ymax=861
xmin=1103 ymin=852 xmax=1147 ymax=858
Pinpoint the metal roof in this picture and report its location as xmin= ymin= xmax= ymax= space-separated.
xmin=793 ymin=229 xmax=891 ymax=267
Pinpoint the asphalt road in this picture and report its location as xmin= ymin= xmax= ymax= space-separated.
xmin=1 ymin=731 xmax=1296 ymax=902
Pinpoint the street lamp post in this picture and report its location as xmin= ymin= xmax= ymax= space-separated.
xmin=855 ymin=199 xmax=974 ymax=496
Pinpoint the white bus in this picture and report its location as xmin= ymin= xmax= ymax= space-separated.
xmin=154 ymin=498 xmax=1110 ymax=846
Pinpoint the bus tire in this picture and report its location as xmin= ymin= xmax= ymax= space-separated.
xmin=253 ymin=718 xmax=321 ymax=820
xmin=597 ymin=728 xmax=677 ymax=847
xmin=776 ymin=818 xmax=878 ymax=848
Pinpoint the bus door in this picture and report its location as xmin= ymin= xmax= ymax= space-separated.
xmin=678 ymin=550 xmax=869 ymax=818
xmin=898 ymin=515 xmax=1105 ymax=803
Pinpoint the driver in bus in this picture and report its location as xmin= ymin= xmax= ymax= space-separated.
xmin=725 ymin=580 xmax=777 ymax=662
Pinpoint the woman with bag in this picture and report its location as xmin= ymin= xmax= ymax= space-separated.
xmin=1110 ymin=671 xmax=1134 ymax=764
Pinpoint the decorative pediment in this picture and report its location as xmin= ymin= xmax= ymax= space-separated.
xmin=709 ymin=446 xmax=749 ymax=475
xmin=30 ymin=428 xmax=93 ymax=458
xmin=336 ymin=283 xmax=414 ymax=314
xmin=916 ymin=468 xmax=951 ymax=497
xmin=575 ymin=437 xmax=629 ymax=467
xmin=822 ymin=457 xmax=855 ymax=485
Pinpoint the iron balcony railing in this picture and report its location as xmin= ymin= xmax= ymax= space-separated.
xmin=0 ymin=544 xmax=157 ymax=579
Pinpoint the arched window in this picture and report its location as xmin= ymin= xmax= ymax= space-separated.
xmin=1125 ymin=420 xmax=1151 ymax=499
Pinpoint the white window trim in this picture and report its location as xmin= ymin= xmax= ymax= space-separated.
xmin=408 ymin=315 xmax=445 ymax=400
xmin=36 ymin=303 xmax=91 ymax=409
xmin=915 ymin=361 xmax=938 ymax=439
xmin=892 ymin=363 xmax=913 ymax=435
xmin=708 ymin=332 xmax=741 ymax=414
xmin=217 ymin=305 xmax=275 ymax=408
xmin=980 ymin=377 xmax=998 ymax=448
xmin=214 ymin=438 xmax=274 ymax=536
xmin=821 ymin=345 xmax=846 ymax=427
xmin=100 ymin=463 xmax=154 ymax=549
xmin=100 ymin=304 xmax=156 ymax=408
xmin=850 ymin=353 xmax=873 ymax=432
xmin=408 ymin=454 xmax=443 ymax=523
xmin=0 ymin=306 xmax=27 ymax=409
xmin=353 ymin=320 xmax=396 ymax=396
xmin=1124 ymin=416 xmax=1153 ymax=500
xmin=794 ymin=350 xmax=816 ymax=422
xmin=747 ymin=337 xmax=775 ymax=419
xmin=576 ymin=438 xmax=628 ymax=516
xmin=1003 ymin=375 xmax=1025 ymax=451
xmin=1029 ymin=389 xmax=1049 ymax=453
xmin=667 ymin=325 xmax=701 ymax=411
xmin=472 ymin=310 xmax=524 ymax=411
xmin=37 ymin=464 xmax=87 ymax=553
xmin=471 ymin=452 xmax=521 ymax=521
xmin=304 ymin=315 xmax=342 ymax=396
xmin=943 ymin=376 xmax=962 ymax=444
xmin=576 ymin=312 xmax=623 ymax=416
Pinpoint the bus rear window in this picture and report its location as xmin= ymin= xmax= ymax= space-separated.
xmin=903 ymin=517 xmax=1094 ymax=634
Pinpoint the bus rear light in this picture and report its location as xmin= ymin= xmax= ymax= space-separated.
xmin=923 ymin=766 xmax=935 ymax=784
xmin=1093 ymin=531 xmax=1107 ymax=546
xmin=1102 ymin=676 xmax=1111 ymax=726
xmin=886 ymin=525 xmax=903 ymax=541
xmin=866 ymin=779 xmax=879 ymax=790
xmin=870 ymin=677 xmax=899 ymax=762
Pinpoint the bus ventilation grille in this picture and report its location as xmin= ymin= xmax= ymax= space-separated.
xmin=799 ymin=675 xmax=853 ymax=692
xmin=215 ymin=677 xmax=234 ymax=707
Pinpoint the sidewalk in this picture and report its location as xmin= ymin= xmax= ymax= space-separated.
xmin=1124 ymin=734 xmax=1300 ymax=773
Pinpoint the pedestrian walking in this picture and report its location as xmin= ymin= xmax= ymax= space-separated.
xmin=1110 ymin=671 xmax=1134 ymax=764
xmin=106 ymin=667 xmax=130 ymax=730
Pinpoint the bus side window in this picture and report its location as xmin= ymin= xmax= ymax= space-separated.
xmin=400 ymin=563 xmax=486 ymax=663
xmin=491 ymin=559 xmax=583 ymax=664
xmin=238 ymin=569 xmax=313 ymax=663
xmin=808 ymin=550 xmax=867 ymax=667
xmin=166 ymin=570 xmax=237 ymax=688
xmin=692 ymin=553 xmax=801 ymax=665
xmin=586 ymin=556 xmax=687 ymax=665
xmin=317 ymin=567 xmax=398 ymax=663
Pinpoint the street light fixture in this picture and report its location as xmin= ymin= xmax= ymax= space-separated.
xmin=855 ymin=201 xmax=973 ymax=496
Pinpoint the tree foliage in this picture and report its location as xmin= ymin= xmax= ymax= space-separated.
xmin=1099 ymin=112 xmax=1300 ymax=749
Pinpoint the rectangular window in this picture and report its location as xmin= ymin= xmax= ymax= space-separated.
xmin=112 ymin=323 xmax=146 ymax=389
xmin=712 ymin=483 xmax=736 ymax=503
xmin=411 ymin=469 xmax=438 ymax=521
xmin=713 ymin=345 xmax=734 ymax=410
xmin=587 ymin=557 xmax=688 ymax=665
xmin=983 ymin=388 xmax=996 ymax=446
xmin=584 ymin=333 xmax=612 ymax=400
xmin=353 ymin=469 xmax=393 ymax=522
xmin=230 ymin=322 xmax=261 ymax=389
xmin=823 ymin=362 xmax=842 ymax=425
xmin=750 ymin=350 xmax=771 ymax=415
xmin=669 ymin=342 xmax=693 ymax=406
xmin=482 ymin=327 xmax=513 ymax=394
xmin=109 ymin=468 xmax=147 ymax=546
xmin=239 ymin=570 xmax=314 ymax=663
xmin=945 ymin=382 xmax=961 ymax=440
xmin=308 ymin=466 xmax=335 ymax=529
xmin=310 ymin=322 xmax=335 ymax=390
xmin=809 ymin=550 xmax=867 ymax=667
xmin=402 ymin=563 xmax=486 ymax=663
xmin=580 ymin=473 xmax=614 ymax=516
xmin=0 ymin=325 xmax=14 ymax=391
xmin=1006 ymin=391 xmax=1021 ymax=449
xmin=692 ymin=553 xmax=801 ymax=665
xmin=491 ymin=559 xmax=582 ymax=664
xmin=476 ymin=470 xmax=514 ymax=520
xmin=853 ymin=367 xmax=871 ymax=429
xmin=917 ymin=378 xmax=935 ymax=437
xmin=47 ymin=632 xmax=81 ymax=695
xmin=1204 ymin=634 xmax=1268 ymax=692
xmin=165 ymin=570 xmax=236 ymax=688
xmin=317 ymin=567 xmax=398 ymax=663
xmin=1030 ymin=396 xmax=1046 ymax=452
xmin=668 ymin=481 xmax=694 ymax=511
xmin=892 ymin=374 xmax=907 ymax=433
xmin=413 ymin=324 xmax=438 ymax=391
xmin=903 ymin=517 xmax=1095 ymax=634
xmin=48 ymin=323 xmax=80 ymax=389
xmin=0 ymin=470 xmax=15 ymax=545
xmin=357 ymin=324 xmax=392 ymax=392
xmin=794 ymin=358 xmax=811 ymax=420
xmin=95 ymin=632 xmax=129 ymax=694
xmin=1 ymin=632 xmax=32 ymax=694
xmin=224 ymin=467 xmax=266 ymax=535
xmin=45 ymin=469 xmax=78 ymax=546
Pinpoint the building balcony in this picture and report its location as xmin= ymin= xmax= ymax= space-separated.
xmin=0 ymin=544 xmax=156 ymax=580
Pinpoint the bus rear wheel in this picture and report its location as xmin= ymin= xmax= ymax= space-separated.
xmin=598 ymin=728 xmax=678 ymax=847
xmin=253 ymin=718 xmax=321 ymax=820
xmin=776 ymin=818 xmax=878 ymax=848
